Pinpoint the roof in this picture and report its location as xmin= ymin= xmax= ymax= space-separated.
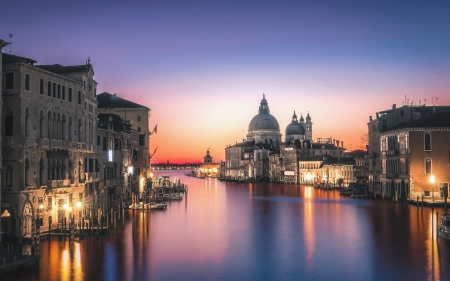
xmin=2 ymin=53 xmax=36 ymax=65
xmin=97 ymin=92 xmax=149 ymax=110
xmin=386 ymin=107 xmax=450 ymax=132
xmin=36 ymin=63 xmax=94 ymax=75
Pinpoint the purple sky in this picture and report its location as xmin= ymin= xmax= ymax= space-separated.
xmin=2 ymin=0 xmax=450 ymax=162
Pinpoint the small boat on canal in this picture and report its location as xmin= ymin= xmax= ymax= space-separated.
xmin=150 ymin=202 xmax=167 ymax=210
xmin=438 ymin=212 xmax=450 ymax=240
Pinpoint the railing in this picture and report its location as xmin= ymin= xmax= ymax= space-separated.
xmin=25 ymin=137 xmax=36 ymax=146
xmin=3 ymin=137 xmax=15 ymax=145
xmin=39 ymin=138 xmax=49 ymax=147
xmin=48 ymin=179 xmax=72 ymax=188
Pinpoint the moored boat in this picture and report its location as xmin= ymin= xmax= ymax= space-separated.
xmin=438 ymin=212 xmax=450 ymax=240
xmin=150 ymin=202 xmax=167 ymax=210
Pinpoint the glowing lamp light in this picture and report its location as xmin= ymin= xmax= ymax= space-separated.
xmin=127 ymin=166 xmax=134 ymax=175
xmin=76 ymin=201 xmax=82 ymax=208
xmin=150 ymin=172 xmax=153 ymax=178
xmin=39 ymin=204 xmax=44 ymax=210
xmin=429 ymin=175 xmax=436 ymax=184
xmin=63 ymin=203 xmax=69 ymax=210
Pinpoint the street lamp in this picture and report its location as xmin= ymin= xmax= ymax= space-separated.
xmin=430 ymin=175 xmax=436 ymax=202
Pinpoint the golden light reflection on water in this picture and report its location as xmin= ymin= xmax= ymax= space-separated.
xmin=426 ymin=212 xmax=441 ymax=281
xmin=61 ymin=248 xmax=69 ymax=281
xmin=303 ymin=186 xmax=315 ymax=271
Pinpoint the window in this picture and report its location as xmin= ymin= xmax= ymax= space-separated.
xmin=5 ymin=72 xmax=14 ymax=90
xmin=424 ymin=133 xmax=431 ymax=151
xmin=400 ymin=110 xmax=404 ymax=117
xmin=69 ymin=88 xmax=72 ymax=102
xmin=89 ymin=159 xmax=94 ymax=173
xmin=25 ymin=74 xmax=30 ymax=91
xmin=137 ymin=115 xmax=141 ymax=121
xmin=103 ymin=136 xmax=107 ymax=150
xmin=40 ymin=79 xmax=44 ymax=95
xmin=5 ymin=165 xmax=13 ymax=186
xmin=47 ymin=81 xmax=51 ymax=96
xmin=78 ymin=91 xmax=81 ymax=104
xmin=137 ymin=127 xmax=141 ymax=132
xmin=4 ymin=107 xmax=14 ymax=136
xmin=58 ymin=84 xmax=61 ymax=99
xmin=53 ymin=83 xmax=56 ymax=98
xmin=48 ymin=197 xmax=52 ymax=210
xmin=425 ymin=158 xmax=432 ymax=175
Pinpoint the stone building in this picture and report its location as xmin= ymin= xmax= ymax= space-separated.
xmin=377 ymin=106 xmax=450 ymax=200
xmin=97 ymin=92 xmax=152 ymax=194
xmin=368 ymin=104 xmax=450 ymax=199
xmin=0 ymin=39 xmax=9 ymax=243
xmin=198 ymin=149 xmax=220 ymax=178
xmin=1 ymin=53 xmax=98 ymax=240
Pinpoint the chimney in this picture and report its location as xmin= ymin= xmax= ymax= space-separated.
xmin=342 ymin=141 xmax=344 ymax=148
xmin=369 ymin=116 xmax=372 ymax=121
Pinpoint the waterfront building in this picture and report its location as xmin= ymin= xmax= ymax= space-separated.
xmin=223 ymin=95 xmax=349 ymax=184
xmin=368 ymin=104 xmax=450 ymax=200
xmin=198 ymin=149 xmax=220 ymax=178
xmin=0 ymin=39 xmax=9 ymax=243
xmin=97 ymin=92 xmax=152 ymax=194
xmin=377 ymin=106 xmax=450 ymax=200
xmin=1 ymin=52 xmax=98 ymax=240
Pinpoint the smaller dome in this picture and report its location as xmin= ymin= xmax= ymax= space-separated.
xmin=299 ymin=113 xmax=304 ymax=123
xmin=285 ymin=111 xmax=305 ymax=137
xmin=306 ymin=112 xmax=311 ymax=121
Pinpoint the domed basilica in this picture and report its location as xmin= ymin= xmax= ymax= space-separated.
xmin=246 ymin=94 xmax=313 ymax=144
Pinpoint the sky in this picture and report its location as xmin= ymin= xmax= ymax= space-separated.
xmin=2 ymin=0 xmax=450 ymax=163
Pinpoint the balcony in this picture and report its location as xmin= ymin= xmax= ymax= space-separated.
xmin=25 ymin=137 xmax=36 ymax=147
xmin=39 ymin=138 xmax=49 ymax=147
xmin=386 ymin=150 xmax=399 ymax=156
xmin=385 ymin=173 xmax=399 ymax=179
xmin=48 ymin=179 xmax=72 ymax=188
xmin=3 ymin=136 xmax=16 ymax=145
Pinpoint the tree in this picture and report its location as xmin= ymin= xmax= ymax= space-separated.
xmin=359 ymin=133 xmax=369 ymax=150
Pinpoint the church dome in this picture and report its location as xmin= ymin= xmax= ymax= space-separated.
xmin=248 ymin=94 xmax=280 ymax=131
xmin=286 ymin=111 xmax=305 ymax=141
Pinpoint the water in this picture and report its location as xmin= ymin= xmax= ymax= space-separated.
xmin=6 ymin=170 xmax=450 ymax=281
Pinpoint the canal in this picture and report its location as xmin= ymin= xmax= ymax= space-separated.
xmin=6 ymin=170 xmax=450 ymax=281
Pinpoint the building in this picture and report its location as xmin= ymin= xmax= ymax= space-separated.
xmin=377 ymin=106 xmax=450 ymax=200
xmin=198 ymin=149 xmax=220 ymax=177
xmin=0 ymin=39 xmax=10 ymax=243
xmin=368 ymin=104 xmax=450 ymax=200
xmin=97 ymin=92 xmax=152 ymax=195
xmin=1 ymin=52 xmax=98 ymax=240
xmin=223 ymin=95 xmax=348 ymax=184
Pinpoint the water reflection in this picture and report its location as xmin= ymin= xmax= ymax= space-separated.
xmin=5 ymin=171 xmax=450 ymax=281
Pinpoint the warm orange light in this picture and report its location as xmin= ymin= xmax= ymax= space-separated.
xmin=63 ymin=203 xmax=69 ymax=209
xmin=76 ymin=201 xmax=82 ymax=208
xmin=429 ymin=175 xmax=436 ymax=184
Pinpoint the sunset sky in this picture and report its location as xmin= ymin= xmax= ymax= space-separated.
xmin=2 ymin=1 xmax=450 ymax=163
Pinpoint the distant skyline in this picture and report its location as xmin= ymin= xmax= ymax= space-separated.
xmin=2 ymin=0 xmax=450 ymax=162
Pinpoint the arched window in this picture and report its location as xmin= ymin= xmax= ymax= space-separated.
xmin=69 ymin=160 xmax=73 ymax=183
xmin=5 ymin=165 xmax=13 ymax=186
xmin=424 ymin=133 xmax=431 ymax=151
xmin=25 ymin=107 xmax=30 ymax=136
xmin=68 ymin=116 xmax=72 ymax=141
xmin=24 ymin=158 xmax=30 ymax=186
xmin=62 ymin=160 xmax=66 ymax=180
xmin=57 ymin=114 xmax=61 ymax=140
xmin=39 ymin=158 xmax=45 ymax=185
xmin=53 ymin=113 xmax=57 ymax=139
xmin=78 ymin=118 xmax=82 ymax=142
xmin=40 ymin=111 xmax=45 ymax=138
xmin=4 ymin=107 xmax=14 ymax=136
xmin=47 ymin=112 xmax=52 ymax=139
xmin=48 ymin=159 xmax=52 ymax=181
xmin=425 ymin=158 xmax=432 ymax=175
xmin=61 ymin=115 xmax=66 ymax=140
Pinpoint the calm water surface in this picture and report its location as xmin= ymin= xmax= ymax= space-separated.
xmin=8 ymin=170 xmax=450 ymax=281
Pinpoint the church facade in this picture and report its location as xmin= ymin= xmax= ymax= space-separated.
xmin=222 ymin=95 xmax=352 ymax=184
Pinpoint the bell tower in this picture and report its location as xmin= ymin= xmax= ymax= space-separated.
xmin=305 ymin=112 xmax=313 ymax=140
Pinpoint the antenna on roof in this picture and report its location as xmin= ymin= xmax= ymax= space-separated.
xmin=8 ymin=33 xmax=13 ymax=54
xmin=87 ymin=57 xmax=91 ymax=65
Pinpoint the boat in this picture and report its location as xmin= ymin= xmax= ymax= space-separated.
xmin=150 ymin=202 xmax=167 ymax=210
xmin=438 ymin=212 xmax=450 ymax=240
xmin=164 ymin=193 xmax=183 ymax=200
xmin=128 ymin=202 xmax=147 ymax=210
